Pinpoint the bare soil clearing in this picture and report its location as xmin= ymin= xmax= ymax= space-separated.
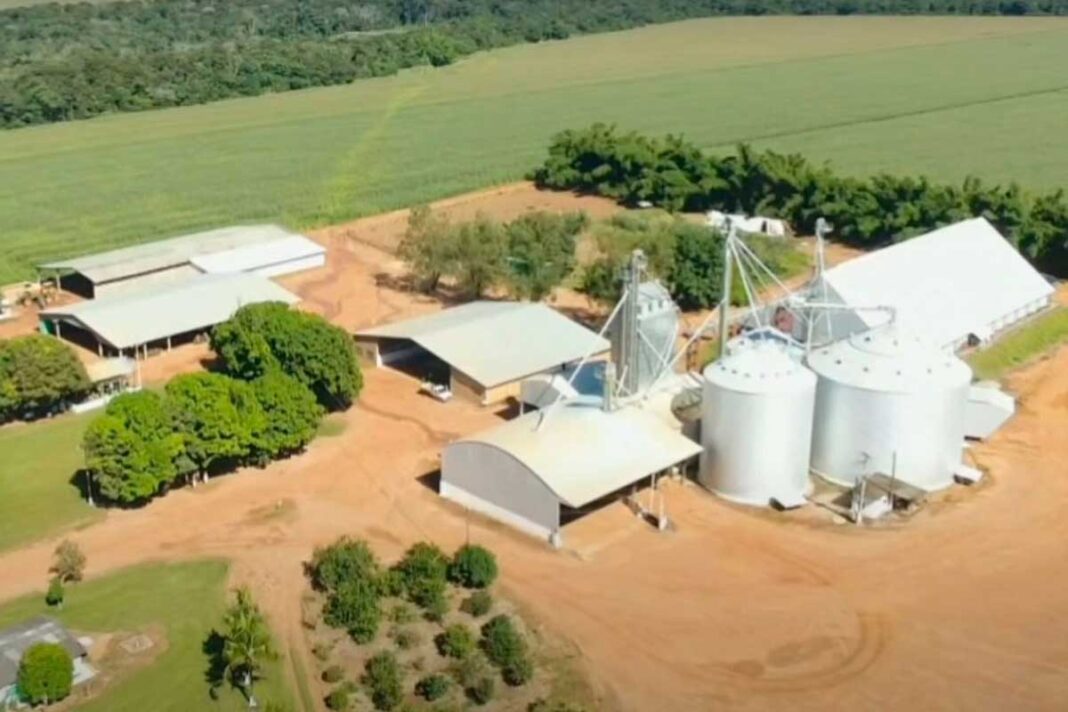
xmin=0 ymin=185 xmax=1065 ymax=710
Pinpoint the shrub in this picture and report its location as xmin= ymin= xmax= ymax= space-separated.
xmin=324 ymin=687 xmax=349 ymax=711
xmin=391 ymin=627 xmax=420 ymax=650
xmin=362 ymin=652 xmax=404 ymax=711
xmin=479 ymin=615 xmax=525 ymax=668
xmin=321 ymin=665 xmax=345 ymax=683
xmin=310 ymin=537 xmax=380 ymax=593
xmin=394 ymin=542 xmax=449 ymax=609
xmin=435 ymin=624 xmax=475 ymax=660
xmin=480 ymin=614 xmax=533 ymax=685
xmin=423 ymin=589 xmax=449 ymax=623
xmin=388 ymin=602 xmax=416 ymax=624
xmin=378 ymin=569 xmax=406 ymax=598
xmin=415 ymin=673 xmax=450 ymax=702
xmin=312 ymin=641 xmax=334 ymax=661
xmin=460 ymin=590 xmax=493 ymax=618
xmin=447 ymin=545 xmax=498 ymax=589
xmin=449 ymin=650 xmax=490 ymax=688
xmin=323 ymin=579 xmax=381 ymax=644
xmin=45 ymin=577 xmax=64 ymax=608
xmin=51 ymin=540 xmax=86 ymax=583
xmin=467 ymin=675 xmax=495 ymax=705
xmin=17 ymin=643 xmax=73 ymax=705
xmin=503 ymin=654 xmax=534 ymax=686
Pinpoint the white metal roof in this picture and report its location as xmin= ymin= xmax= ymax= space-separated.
xmin=806 ymin=325 xmax=972 ymax=394
xmin=189 ymin=235 xmax=325 ymax=274
xmin=39 ymin=224 xmax=304 ymax=285
xmin=819 ymin=218 xmax=1054 ymax=349
xmin=456 ymin=398 xmax=701 ymax=508
xmin=357 ymin=301 xmax=610 ymax=388
xmin=40 ymin=273 xmax=298 ymax=349
xmin=705 ymin=341 xmax=815 ymax=394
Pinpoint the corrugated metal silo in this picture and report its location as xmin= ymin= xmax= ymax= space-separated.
xmin=699 ymin=342 xmax=817 ymax=506
xmin=807 ymin=326 xmax=971 ymax=491
xmin=611 ymin=280 xmax=679 ymax=395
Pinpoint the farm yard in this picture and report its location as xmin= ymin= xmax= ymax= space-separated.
xmin=2 ymin=16 xmax=1068 ymax=283
xmin=0 ymin=190 xmax=1066 ymax=708
xmin=2 ymin=4 xmax=1068 ymax=711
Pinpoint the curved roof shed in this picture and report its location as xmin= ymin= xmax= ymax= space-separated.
xmin=442 ymin=397 xmax=701 ymax=543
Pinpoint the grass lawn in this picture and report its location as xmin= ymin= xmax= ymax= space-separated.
xmin=1 ymin=17 xmax=1067 ymax=283
xmin=0 ymin=560 xmax=295 ymax=712
xmin=0 ymin=413 xmax=102 ymax=552
xmin=968 ymin=307 xmax=1068 ymax=381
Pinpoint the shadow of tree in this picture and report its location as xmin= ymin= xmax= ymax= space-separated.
xmin=202 ymin=629 xmax=231 ymax=701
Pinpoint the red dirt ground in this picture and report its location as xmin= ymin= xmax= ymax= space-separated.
xmin=1 ymin=183 xmax=1066 ymax=710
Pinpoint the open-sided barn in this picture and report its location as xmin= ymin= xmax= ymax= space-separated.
xmin=39 ymin=273 xmax=298 ymax=357
xmin=38 ymin=224 xmax=324 ymax=299
xmin=815 ymin=217 xmax=1054 ymax=350
xmin=355 ymin=301 xmax=610 ymax=405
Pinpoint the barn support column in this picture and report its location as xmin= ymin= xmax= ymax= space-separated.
xmin=166 ymin=336 xmax=172 ymax=351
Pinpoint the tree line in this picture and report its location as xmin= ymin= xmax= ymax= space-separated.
xmin=0 ymin=334 xmax=89 ymax=423
xmin=3 ymin=0 xmax=1067 ymax=128
xmin=399 ymin=207 xmax=588 ymax=300
xmin=82 ymin=302 xmax=361 ymax=505
xmin=531 ymin=123 xmax=1068 ymax=277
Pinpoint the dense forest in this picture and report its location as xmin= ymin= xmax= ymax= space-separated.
xmin=2 ymin=0 xmax=1067 ymax=128
xmin=530 ymin=124 xmax=1068 ymax=276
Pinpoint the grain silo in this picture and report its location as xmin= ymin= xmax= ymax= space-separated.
xmin=807 ymin=326 xmax=971 ymax=491
xmin=699 ymin=341 xmax=817 ymax=506
xmin=611 ymin=280 xmax=679 ymax=396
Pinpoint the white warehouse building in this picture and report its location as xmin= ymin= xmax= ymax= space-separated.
xmin=814 ymin=217 xmax=1054 ymax=351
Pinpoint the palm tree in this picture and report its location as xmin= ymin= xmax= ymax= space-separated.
xmin=222 ymin=587 xmax=278 ymax=708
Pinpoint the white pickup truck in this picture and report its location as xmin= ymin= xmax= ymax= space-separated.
xmin=420 ymin=381 xmax=453 ymax=402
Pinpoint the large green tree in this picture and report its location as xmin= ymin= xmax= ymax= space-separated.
xmin=222 ymin=587 xmax=278 ymax=709
xmin=668 ymin=223 xmax=727 ymax=311
xmin=504 ymin=211 xmax=586 ymax=300
xmin=211 ymin=303 xmax=362 ymax=410
xmin=166 ymin=373 xmax=263 ymax=483
xmin=451 ymin=214 xmax=507 ymax=298
xmin=82 ymin=390 xmax=181 ymax=501
xmin=0 ymin=335 xmax=88 ymax=418
xmin=250 ymin=371 xmax=323 ymax=458
xmin=398 ymin=205 xmax=456 ymax=293
xmin=83 ymin=391 xmax=183 ymax=503
xmin=17 ymin=643 xmax=73 ymax=705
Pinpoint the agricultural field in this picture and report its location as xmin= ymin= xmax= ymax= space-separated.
xmin=1 ymin=16 xmax=1067 ymax=284
xmin=0 ymin=561 xmax=294 ymax=711
xmin=0 ymin=413 xmax=102 ymax=552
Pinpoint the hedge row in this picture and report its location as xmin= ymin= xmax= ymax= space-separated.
xmin=531 ymin=123 xmax=1068 ymax=276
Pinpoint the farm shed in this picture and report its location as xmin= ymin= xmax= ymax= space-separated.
xmin=355 ymin=301 xmax=610 ymax=405
xmin=39 ymin=273 xmax=298 ymax=357
xmin=38 ymin=225 xmax=324 ymax=299
xmin=0 ymin=616 xmax=94 ymax=706
xmin=814 ymin=218 xmax=1054 ymax=351
xmin=442 ymin=397 xmax=701 ymax=544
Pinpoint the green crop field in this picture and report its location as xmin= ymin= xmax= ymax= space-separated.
xmin=0 ymin=414 xmax=103 ymax=552
xmin=1 ymin=16 xmax=1067 ymax=284
xmin=0 ymin=561 xmax=294 ymax=711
